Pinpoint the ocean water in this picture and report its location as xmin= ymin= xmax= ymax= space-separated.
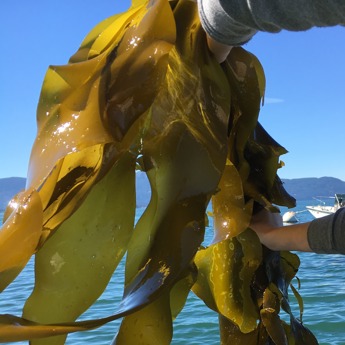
xmin=1 ymin=199 xmax=345 ymax=345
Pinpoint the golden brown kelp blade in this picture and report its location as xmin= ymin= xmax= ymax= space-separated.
xmin=115 ymin=0 xmax=231 ymax=341
xmin=0 ymin=189 xmax=42 ymax=292
xmin=0 ymin=0 xmax=175 ymax=341
xmin=191 ymin=45 xmax=266 ymax=336
xmin=23 ymin=152 xmax=137 ymax=345
xmin=0 ymin=315 xmax=91 ymax=343
xmin=23 ymin=0 xmax=176 ymax=242
xmin=193 ymin=229 xmax=262 ymax=334
xmin=192 ymin=45 xmax=314 ymax=344
xmin=14 ymin=0 xmax=175 ymax=344
xmin=244 ymin=122 xmax=296 ymax=210
xmin=210 ymin=47 xmax=266 ymax=243
xmin=211 ymin=160 xmax=253 ymax=242
xmin=27 ymin=0 xmax=175 ymax=191
xmin=112 ymin=293 xmax=174 ymax=345
xmin=219 ymin=316 xmax=268 ymax=345
xmin=0 ymin=0 xmax=228 ymax=340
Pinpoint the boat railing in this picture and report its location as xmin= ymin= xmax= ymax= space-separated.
xmin=335 ymin=194 xmax=345 ymax=208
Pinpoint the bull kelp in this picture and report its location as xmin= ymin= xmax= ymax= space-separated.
xmin=0 ymin=0 xmax=318 ymax=344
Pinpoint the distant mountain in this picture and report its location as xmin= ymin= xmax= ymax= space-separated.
xmin=281 ymin=177 xmax=345 ymax=200
xmin=0 ymin=177 xmax=26 ymax=210
xmin=135 ymin=175 xmax=345 ymax=204
xmin=132 ymin=175 xmax=345 ymax=204
xmin=1 ymin=176 xmax=345 ymax=211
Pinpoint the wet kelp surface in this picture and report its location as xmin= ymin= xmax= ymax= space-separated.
xmin=0 ymin=0 xmax=318 ymax=344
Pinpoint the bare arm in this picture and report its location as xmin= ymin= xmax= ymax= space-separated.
xmin=206 ymin=35 xmax=232 ymax=63
xmin=249 ymin=209 xmax=312 ymax=252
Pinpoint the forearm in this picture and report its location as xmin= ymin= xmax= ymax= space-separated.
xmin=251 ymin=208 xmax=345 ymax=254
xmin=255 ymin=222 xmax=312 ymax=252
xmin=198 ymin=0 xmax=345 ymax=46
xmin=206 ymin=35 xmax=233 ymax=63
xmin=249 ymin=209 xmax=312 ymax=252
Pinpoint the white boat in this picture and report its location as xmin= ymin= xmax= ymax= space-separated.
xmin=282 ymin=211 xmax=299 ymax=223
xmin=306 ymin=193 xmax=345 ymax=219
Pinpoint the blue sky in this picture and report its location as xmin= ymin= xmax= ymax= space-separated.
xmin=1 ymin=1 xmax=344 ymax=181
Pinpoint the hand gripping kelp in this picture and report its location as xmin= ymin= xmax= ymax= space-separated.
xmin=0 ymin=0 xmax=319 ymax=344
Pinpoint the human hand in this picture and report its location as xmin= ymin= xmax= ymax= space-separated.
xmin=250 ymin=208 xmax=312 ymax=252
xmin=249 ymin=208 xmax=287 ymax=251
xmin=250 ymin=209 xmax=283 ymax=246
xmin=206 ymin=34 xmax=232 ymax=63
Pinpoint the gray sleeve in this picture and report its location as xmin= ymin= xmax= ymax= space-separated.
xmin=307 ymin=208 xmax=345 ymax=254
xmin=197 ymin=0 xmax=345 ymax=45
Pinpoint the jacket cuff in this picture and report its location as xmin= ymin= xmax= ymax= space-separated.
xmin=307 ymin=208 xmax=345 ymax=254
xmin=197 ymin=0 xmax=257 ymax=46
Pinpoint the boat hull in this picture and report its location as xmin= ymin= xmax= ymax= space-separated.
xmin=282 ymin=211 xmax=298 ymax=223
xmin=306 ymin=205 xmax=335 ymax=219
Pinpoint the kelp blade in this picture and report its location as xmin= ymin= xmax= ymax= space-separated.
xmin=0 ymin=190 xmax=42 ymax=292
xmin=115 ymin=0 xmax=230 ymax=341
xmin=23 ymin=152 xmax=136 ymax=345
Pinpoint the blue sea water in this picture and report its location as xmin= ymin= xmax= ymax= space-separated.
xmin=1 ymin=199 xmax=345 ymax=345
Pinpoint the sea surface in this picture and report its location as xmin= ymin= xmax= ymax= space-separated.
xmin=1 ymin=199 xmax=345 ymax=345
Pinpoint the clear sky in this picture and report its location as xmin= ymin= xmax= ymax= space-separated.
xmin=1 ymin=1 xmax=344 ymax=181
